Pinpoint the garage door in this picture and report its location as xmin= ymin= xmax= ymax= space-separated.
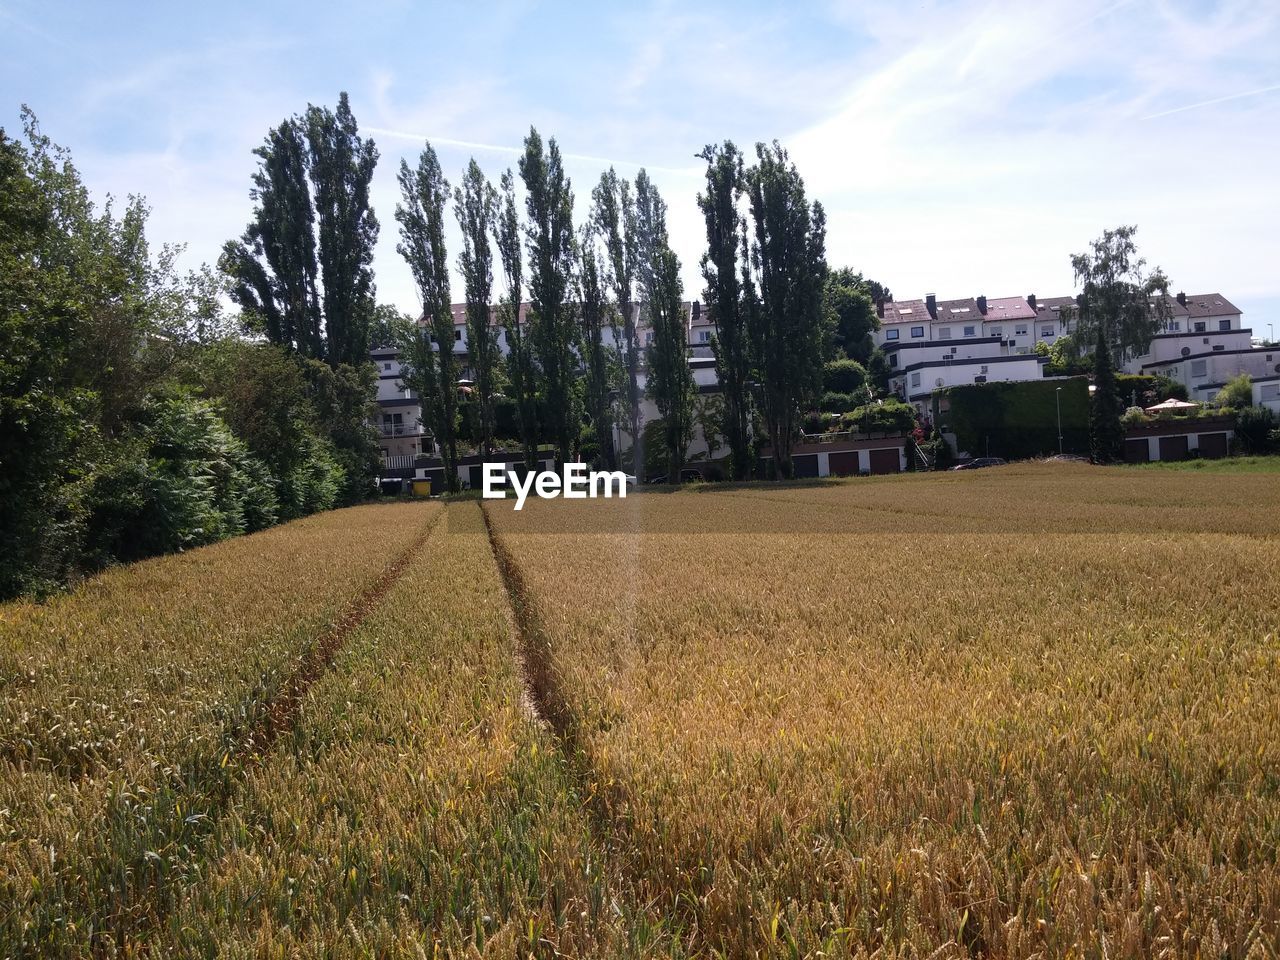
xmin=793 ymin=454 xmax=820 ymax=478
xmin=828 ymin=451 xmax=860 ymax=476
xmin=1123 ymin=439 xmax=1150 ymax=463
xmin=868 ymin=447 xmax=901 ymax=475
xmin=1197 ymin=432 xmax=1228 ymax=459
xmin=1158 ymin=435 xmax=1189 ymax=462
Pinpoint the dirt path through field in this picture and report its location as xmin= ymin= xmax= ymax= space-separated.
xmin=92 ymin=506 xmax=445 ymax=955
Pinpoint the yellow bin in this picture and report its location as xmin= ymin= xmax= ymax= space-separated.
xmin=411 ymin=479 xmax=432 ymax=497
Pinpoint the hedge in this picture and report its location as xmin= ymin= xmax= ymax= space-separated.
xmin=933 ymin=378 xmax=1090 ymax=459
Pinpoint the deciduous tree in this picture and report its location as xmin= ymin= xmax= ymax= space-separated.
xmin=1066 ymin=225 xmax=1170 ymax=365
xmin=697 ymin=141 xmax=752 ymax=480
xmin=636 ymin=171 xmax=694 ymax=483
xmin=454 ymin=159 xmax=501 ymax=457
xmin=395 ymin=143 xmax=460 ymax=491
xmin=592 ymin=169 xmax=644 ymax=476
xmin=519 ymin=128 xmax=579 ymax=465
xmin=494 ymin=169 xmax=540 ymax=470
xmin=577 ymin=231 xmax=618 ymax=469
xmin=744 ymin=141 xmax=829 ymax=480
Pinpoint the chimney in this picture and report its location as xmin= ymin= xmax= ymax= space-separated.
xmin=692 ymin=300 xmax=701 ymax=321
xmin=976 ymin=295 xmax=987 ymax=315
xmin=1026 ymin=293 xmax=1037 ymax=311
xmin=1176 ymin=291 xmax=1186 ymax=307
xmin=925 ymin=294 xmax=937 ymax=319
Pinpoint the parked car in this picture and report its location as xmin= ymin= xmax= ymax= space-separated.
xmin=951 ymin=457 xmax=1008 ymax=471
xmin=646 ymin=469 xmax=704 ymax=485
xmin=622 ymin=473 xmax=638 ymax=488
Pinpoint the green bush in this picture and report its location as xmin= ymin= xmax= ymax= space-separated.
xmin=1121 ymin=406 xmax=1148 ymax=428
xmin=823 ymin=358 xmax=868 ymax=394
xmin=1234 ymin=405 xmax=1276 ymax=454
xmin=819 ymin=391 xmax=861 ymax=414
xmin=936 ymin=378 xmax=1090 ymax=459
xmin=1215 ymin=373 xmax=1253 ymax=411
xmin=839 ymin=397 xmax=916 ymax=434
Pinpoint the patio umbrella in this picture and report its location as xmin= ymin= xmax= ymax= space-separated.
xmin=1144 ymin=397 xmax=1199 ymax=414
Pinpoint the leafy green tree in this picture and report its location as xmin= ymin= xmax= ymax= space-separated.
xmin=1215 ymin=373 xmax=1253 ymax=411
xmin=697 ymin=141 xmax=752 ymax=480
xmin=494 ymin=169 xmax=540 ymax=469
xmin=519 ymin=128 xmax=579 ymax=465
xmin=636 ymin=171 xmax=694 ymax=483
xmin=744 ymin=141 xmax=830 ymax=480
xmin=193 ymin=340 xmax=345 ymax=517
xmin=592 ymin=169 xmax=644 ymax=475
xmin=823 ymin=358 xmax=867 ymax=394
xmin=1234 ymin=406 xmax=1277 ymax=454
xmin=454 ymin=159 xmax=501 ymax=457
xmin=371 ymin=303 xmax=414 ymax=349
xmin=395 ymin=143 xmax=460 ymax=491
xmin=577 ymin=233 xmax=618 ymax=469
xmin=1089 ymin=323 xmax=1124 ymax=463
xmin=219 ymin=118 xmax=322 ymax=356
xmin=826 ymin=268 xmax=881 ymax=362
xmin=304 ymin=92 xmax=380 ymax=367
xmin=1065 ymin=226 xmax=1171 ymax=364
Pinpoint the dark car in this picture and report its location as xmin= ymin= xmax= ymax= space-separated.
xmin=950 ymin=457 xmax=1008 ymax=471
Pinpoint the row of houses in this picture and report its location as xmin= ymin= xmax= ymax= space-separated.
xmin=374 ymin=290 xmax=1276 ymax=484
xmin=875 ymin=291 xmax=1278 ymax=416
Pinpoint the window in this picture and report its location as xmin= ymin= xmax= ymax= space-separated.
xmin=1191 ymin=360 xmax=1207 ymax=377
xmin=1041 ymin=326 xmax=1055 ymax=338
xmin=454 ymin=329 xmax=462 ymax=341
xmin=1262 ymin=384 xmax=1279 ymax=400
xmin=963 ymin=325 xmax=976 ymax=337
xmin=889 ymin=354 xmax=898 ymax=368
xmin=1194 ymin=321 xmax=1206 ymax=332
xmin=885 ymin=328 xmax=900 ymax=340
xmin=1015 ymin=325 xmax=1027 ymax=336
xmin=938 ymin=327 xmax=951 ymax=339
xmin=990 ymin=325 xmax=1003 ymax=337
xmin=911 ymin=325 xmax=924 ymax=338
xmin=698 ymin=330 xmax=711 ymax=343
xmin=645 ymin=331 xmax=654 ymax=345
xmin=383 ymin=362 xmax=392 ymax=371
xmin=911 ymin=372 xmax=921 ymax=388
xmin=1218 ymin=318 xmax=1231 ymax=331
xmin=1212 ymin=345 xmax=1225 ymax=352
xmin=897 ymin=307 xmax=913 ymax=315
xmin=1169 ymin=321 xmax=1180 ymax=332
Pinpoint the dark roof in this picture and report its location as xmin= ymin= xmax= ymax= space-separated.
xmin=881 ymin=299 xmax=932 ymax=325
xmin=934 ymin=298 xmax=981 ymax=322
xmin=1182 ymin=293 xmax=1240 ymax=318
xmin=983 ymin=297 xmax=1036 ymax=322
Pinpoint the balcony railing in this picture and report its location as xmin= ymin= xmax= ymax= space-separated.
xmin=380 ymin=454 xmax=415 ymax=471
xmin=379 ymin=424 xmax=410 ymax=437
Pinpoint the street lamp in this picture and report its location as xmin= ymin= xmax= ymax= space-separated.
xmin=1055 ymin=387 xmax=1063 ymax=455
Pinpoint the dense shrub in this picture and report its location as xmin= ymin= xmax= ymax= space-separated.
xmin=823 ymin=358 xmax=868 ymax=394
xmin=839 ymin=397 xmax=916 ymax=434
xmin=1234 ymin=405 xmax=1276 ymax=454
xmin=818 ymin=391 xmax=861 ymax=414
xmin=936 ymin=378 xmax=1090 ymax=459
xmin=1215 ymin=373 xmax=1253 ymax=411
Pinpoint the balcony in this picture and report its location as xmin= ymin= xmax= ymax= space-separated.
xmin=379 ymin=424 xmax=411 ymax=437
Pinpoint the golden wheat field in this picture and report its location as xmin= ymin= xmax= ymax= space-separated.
xmin=2 ymin=463 xmax=1278 ymax=958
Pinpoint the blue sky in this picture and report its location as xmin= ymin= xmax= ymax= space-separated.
xmin=3 ymin=0 xmax=1278 ymax=334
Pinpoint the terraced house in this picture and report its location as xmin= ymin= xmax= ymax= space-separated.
xmin=877 ymin=290 xmax=1273 ymax=417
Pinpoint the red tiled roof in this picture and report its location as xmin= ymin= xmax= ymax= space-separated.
xmin=1182 ymin=293 xmax=1239 ymax=318
xmin=983 ymin=296 xmax=1036 ymax=322
xmin=880 ymin=299 xmax=932 ymax=325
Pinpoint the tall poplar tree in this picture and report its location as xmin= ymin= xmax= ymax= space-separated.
xmin=697 ymin=141 xmax=751 ymax=479
xmin=592 ymin=169 xmax=643 ymax=476
xmin=304 ymin=92 xmax=379 ymax=367
xmin=744 ymin=141 xmax=829 ymax=480
xmin=395 ymin=143 xmax=460 ymax=491
xmin=454 ymin=159 xmax=500 ymax=458
xmin=494 ymin=169 xmax=539 ymax=470
xmin=636 ymin=171 xmax=694 ymax=483
xmin=220 ymin=118 xmax=323 ymax=357
xmin=519 ymin=128 xmax=578 ymax=465
xmin=577 ymin=231 xmax=618 ymax=469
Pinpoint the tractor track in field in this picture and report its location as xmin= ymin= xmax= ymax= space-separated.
xmin=90 ymin=507 xmax=444 ymax=957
